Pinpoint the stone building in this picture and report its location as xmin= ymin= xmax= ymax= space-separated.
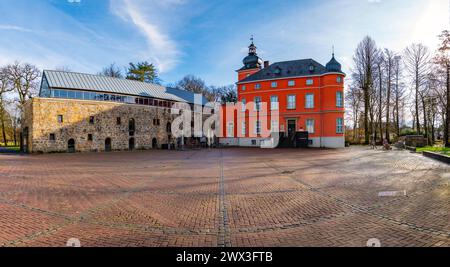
xmin=22 ymin=70 xmax=209 ymax=153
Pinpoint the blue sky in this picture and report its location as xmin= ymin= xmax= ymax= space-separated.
xmin=0 ymin=0 xmax=448 ymax=86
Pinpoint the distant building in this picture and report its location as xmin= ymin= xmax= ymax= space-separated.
xmin=22 ymin=70 xmax=208 ymax=153
xmin=220 ymin=40 xmax=346 ymax=148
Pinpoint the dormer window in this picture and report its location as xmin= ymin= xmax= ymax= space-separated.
xmin=309 ymin=65 xmax=315 ymax=72
xmin=274 ymin=67 xmax=281 ymax=75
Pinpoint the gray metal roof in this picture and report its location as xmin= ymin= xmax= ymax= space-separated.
xmin=238 ymin=59 xmax=344 ymax=84
xmin=42 ymin=70 xmax=208 ymax=104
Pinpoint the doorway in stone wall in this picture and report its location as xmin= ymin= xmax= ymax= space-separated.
xmin=129 ymin=138 xmax=135 ymax=151
xmin=152 ymin=138 xmax=158 ymax=149
xmin=105 ymin=138 xmax=112 ymax=152
xmin=68 ymin=139 xmax=76 ymax=153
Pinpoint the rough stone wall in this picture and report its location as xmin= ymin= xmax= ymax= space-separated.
xmin=24 ymin=97 xmax=184 ymax=153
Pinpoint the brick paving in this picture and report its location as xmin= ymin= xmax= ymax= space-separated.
xmin=0 ymin=147 xmax=448 ymax=247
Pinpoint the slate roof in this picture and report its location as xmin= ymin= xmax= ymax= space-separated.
xmin=237 ymin=59 xmax=343 ymax=84
xmin=42 ymin=70 xmax=208 ymax=105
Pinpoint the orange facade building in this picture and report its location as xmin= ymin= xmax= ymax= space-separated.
xmin=219 ymin=40 xmax=345 ymax=148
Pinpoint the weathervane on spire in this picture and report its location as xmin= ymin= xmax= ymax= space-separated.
xmin=332 ymin=45 xmax=335 ymax=57
xmin=248 ymin=35 xmax=257 ymax=55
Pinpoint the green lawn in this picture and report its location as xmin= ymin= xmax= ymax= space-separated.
xmin=416 ymin=146 xmax=450 ymax=155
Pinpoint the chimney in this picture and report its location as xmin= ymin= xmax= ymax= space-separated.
xmin=264 ymin=61 xmax=270 ymax=68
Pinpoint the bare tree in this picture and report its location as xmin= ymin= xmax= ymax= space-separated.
xmin=434 ymin=30 xmax=450 ymax=147
xmin=0 ymin=67 xmax=13 ymax=146
xmin=6 ymin=62 xmax=41 ymax=113
xmin=392 ymin=55 xmax=405 ymax=137
xmin=404 ymin=44 xmax=430 ymax=135
xmin=383 ymin=49 xmax=397 ymax=143
xmin=375 ymin=53 xmax=384 ymax=142
xmin=353 ymin=36 xmax=378 ymax=144
xmin=98 ymin=63 xmax=123 ymax=79
xmin=345 ymin=83 xmax=362 ymax=142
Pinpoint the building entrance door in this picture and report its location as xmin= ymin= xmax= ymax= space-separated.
xmin=129 ymin=138 xmax=135 ymax=151
xmin=22 ymin=127 xmax=29 ymax=153
xmin=105 ymin=138 xmax=112 ymax=152
xmin=285 ymin=119 xmax=297 ymax=147
xmin=287 ymin=120 xmax=296 ymax=138
xmin=68 ymin=139 xmax=76 ymax=153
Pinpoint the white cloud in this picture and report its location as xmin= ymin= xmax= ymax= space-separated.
xmin=0 ymin=24 xmax=31 ymax=32
xmin=110 ymin=0 xmax=182 ymax=73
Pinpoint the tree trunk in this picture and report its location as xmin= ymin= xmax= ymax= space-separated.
xmin=13 ymin=125 xmax=17 ymax=146
xmin=385 ymin=72 xmax=391 ymax=143
xmin=395 ymin=71 xmax=400 ymax=137
xmin=431 ymin=112 xmax=436 ymax=144
xmin=0 ymin=111 xmax=7 ymax=146
xmin=353 ymin=112 xmax=358 ymax=142
xmin=445 ymin=65 xmax=450 ymax=147
xmin=364 ymin=84 xmax=370 ymax=144
xmin=415 ymin=69 xmax=421 ymax=135
xmin=378 ymin=66 xmax=383 ymax=142
xmin=421 ymin=96 xmax=429 ymax=146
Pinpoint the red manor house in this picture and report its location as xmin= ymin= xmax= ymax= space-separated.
xmin=219 ymin=40 xmax=345 ymax=148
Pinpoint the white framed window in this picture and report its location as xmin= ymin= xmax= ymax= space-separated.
xmin=242 ymin=85 xmax=246 ymax=91
xmin=254 ymin=96 xmax=262 ymax=111
xmin=306 ymin=79 xmax=314 ymax=85
xmin=336 ymin=118 xmax=344 ymax=134
xmin=288 ymin=80 xmax=295 ymax=87
xmin=241 ymin=121 xmax=246 ymax=136
xmin=336 ymin=91 xmax=343 ymax=107
xmin=337 ymin=76 xmax=342 ymax=83
xmin=254 ymin=120 xmax=262 ymax=135
xmin=305 ymin=94 xmax=314 ymax=108
xmin=287 ymin=95 xmax=296 ymax=109
xmin=227 ymin=122 xmax=234 ymax=137
xmin=255 ymin=83 xmax=261 ymax=90
xmin=306 ymin=119 xmax=315 ymax=134
xmin=241 ymin=98 xmax=246 ymax=112
xmin=271 ymin=119 xmax=279 ymax=132
xmin=270 ymin=96 xmax=279 ymax=110
xmin=271 ymin=82 xmax=278 ymax=88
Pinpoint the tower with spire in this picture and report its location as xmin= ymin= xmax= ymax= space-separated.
xmin=326 ymin=46 xmax=342 ymax=73
xmin=237 ymin=36 xmax=264 ymax=81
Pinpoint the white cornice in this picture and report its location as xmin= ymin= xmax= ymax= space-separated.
xmin=236 ymin=72 xmax=346 ymax=85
